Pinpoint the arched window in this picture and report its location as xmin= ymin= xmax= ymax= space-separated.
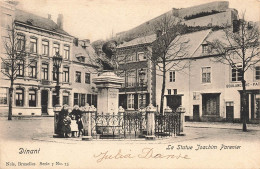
xmin=29 ymin=89 xmax=36 ymax=107
xmin=16 ymin=88 xmax=24 ymax=106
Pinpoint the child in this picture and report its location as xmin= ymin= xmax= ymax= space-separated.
xmin=62 ymin=113 xmax=71 ymax=138
xmin=70 ymin=115 xmax=78 ymax=137
xmin=77 ymin=115 xmax=84 ymax=137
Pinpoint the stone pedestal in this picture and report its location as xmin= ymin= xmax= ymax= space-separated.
xmin=176 ymin=106 xmax=186 ymax=136
xmin=145 ymin=104 xmax=156 ymax=140
xmin=93 ymin=71 xmax=124 ymax=115
xmin=53 ymin=106 xmax=62 ymax=138
xmin=82 ymin=106 xmax=95 ymax=141
xmin=177 ymin=112 xmax=186 ymax=136
xmin=92 ymin=71 xmax=124 ymax=137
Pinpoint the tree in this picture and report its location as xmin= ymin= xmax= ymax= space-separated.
xmin=1 ymin=23 xmax=36 ymax=120
xmin=208 ymin=13 xmax=260 ymax=131
xmin=149 ymin=14 xmax=190 ymax=114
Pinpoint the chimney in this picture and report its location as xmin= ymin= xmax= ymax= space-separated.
xmin=73 ymin=38 xmax=79 ymax=46
xmin=48 ymin=14 xmax=51 ymax=20
xmin=80 ymin=39 xmax=90 ymax=49
xmin=57 ymin=14 xmax=63 ymax=29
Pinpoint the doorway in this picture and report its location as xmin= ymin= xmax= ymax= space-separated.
xmin=226 ymin=102 xmax=234 ymax=122
xmin=41 ymin=90 xmax=48 ymax=115
xmin=193 ymin=105 xmax=200 ymax=121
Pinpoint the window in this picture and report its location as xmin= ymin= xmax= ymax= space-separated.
xmin=169 ymin=71 xmax=175 ymax=82
xmin=126 ymin=53 xmax=136 ymax=62
xmin=85 ymin=73 xmax=90 ymax=84
xmin=28 ymin=61 xmax=37 ymax=78
xmin=63 ymin=67 xmax=69 ymax=82
xmin=74 ymin=93 xmax=79 ymax=106
xmin=167 ymin=89 xmax=171 ymax=95
xmin=53 ymin=43 xmax=60 ymax=55
xmin=64 ymin=45 xmax=70 ymax=60
xmin=138 ymin=52 xmax=146 ymax=61
xmin=42 ymin=64 xmax=48 ymax=80
xmin=202 ymin=44 xmax=208 ymax=53
xmin=76 ymin=56 xmax=85 ymax=63
xmin=255 ymin=66 xmax=260 ymax=80
xmin=17 ymin=60 xmax=24 ymax=77
xmin=30 ymin=37 xmax=37 ymax=53
xmin=16 ymin=88 xmax=24 ymax=106
xmin=53 ymin=66 xmax=57 ymax=81
xmin=87 ymin=94 xmax=97 ymax=107
xmin=81 ymin=94 xmax=86 ymax=107
xmin=127 ymin=70 xmax=136 ymax=87
xmin=17 ymin=34 xmax=25 ymax=51
xmin=42 ymin=40 xmax=49 ymax=56
xmin=139 ymin=94 xmax=146 ymax=108
xmin=87 ymin=94 xmax=92 ymax=105
xmin=0 ymin=88 xmax=7 ymax=105
xmin=173 ymin=89 xmax=177 ymax=95
xmin=138 ymin=69 xmax=147 ymax=86
xmin=202 ymin=67 xmax=211 ymax=83
xmin=92 ymin=94 xmax=97 ymax=108
xmin=52 ymin=93 xmax=57 ymax=107
xmin=127 ymin=94 xmax=134 ymax=109
xmin=75 ymin=71 xmax=81 ymax=83
xmin=74 ymin=93 xmax=85 ymax=106
xmin=231 ymin=65 xmax=242 ymax=82
xmin=29 ymin=89 xmax=36 ymax=107
xmin=63 ymin=92 xmax=69 ymax=105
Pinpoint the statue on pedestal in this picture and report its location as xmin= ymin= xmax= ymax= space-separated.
xmin=97 ymin=40 xmax=118 ymax=71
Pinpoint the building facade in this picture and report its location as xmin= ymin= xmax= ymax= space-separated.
xmin=157 ymin=29 xmax=260 ymax=123
xmin=116 ymin=34 xmax=157 ymax=111
xmin=0 ymin=6 xmax=98 ymax=116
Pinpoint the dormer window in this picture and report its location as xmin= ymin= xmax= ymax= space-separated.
xmin=76 ymin=56 xmax=85 ymax=63
xmin=202 ymin=44 xmax=208 ymax=53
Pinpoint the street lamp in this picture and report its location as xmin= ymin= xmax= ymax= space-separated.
xmin=139 ymin=68 xmax=146 ymax=109
xmin=53 ymin=52 xmax=63 ymax=107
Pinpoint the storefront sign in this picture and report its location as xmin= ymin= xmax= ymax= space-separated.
xmin=226 ymin=82 xmax=259 ymax=88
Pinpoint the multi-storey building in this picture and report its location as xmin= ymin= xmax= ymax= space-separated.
xmin=0 ymin=6 xmax=98 ymax=116
xmin=97 ymin=1 xmax=240 ymax=114
xmin=117 ymin=34 xmax=157 ymax=111
xmin=157 ymin=29 xmax=260 ymax=123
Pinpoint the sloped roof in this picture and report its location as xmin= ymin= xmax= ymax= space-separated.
xmin=166 ymin=29 xmax=211 ymax=59
xmin=117 ymin=34 xmax=157 ymax=48
xmin=15 ymin=9 xmax=71 ymax=36
xmin=72 ymin=44 xmax=99 ymax=67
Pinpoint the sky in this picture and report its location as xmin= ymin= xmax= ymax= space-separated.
xmin=15 ymin=0 xmax=260 ymax=42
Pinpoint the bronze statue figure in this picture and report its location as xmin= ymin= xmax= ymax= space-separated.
xmin=98 ymin=40 xmax=118 ymax=71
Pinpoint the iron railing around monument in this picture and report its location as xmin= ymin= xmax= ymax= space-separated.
xmin=155 ymin=112 xmax=181 ymax=137
xmin=87 ymin=111 xmax=180 ymax=139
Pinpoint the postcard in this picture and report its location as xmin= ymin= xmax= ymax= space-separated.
xmin=0 ymin=0 xmax=259 ymax=169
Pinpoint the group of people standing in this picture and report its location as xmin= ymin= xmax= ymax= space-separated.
xmin=57 ymin=110 xmax=84 ymax=138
